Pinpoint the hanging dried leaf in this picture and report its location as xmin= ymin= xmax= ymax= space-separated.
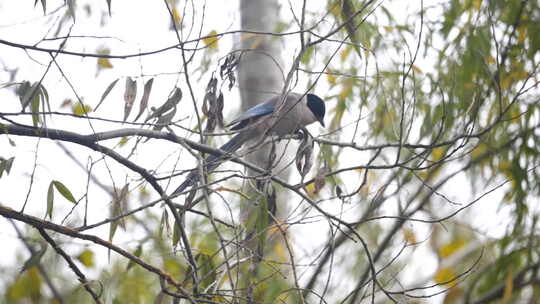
xmin=202 ymin=76 xmax=217 ymax=116
xmin=266 ymin=184 xmax=277 ymax=220
xmin=146 ymin=87 xmax=182 ymax=122
xmin=295 ymin=132 xmax=314 ymax=180
xmin=123 ymin=77 xmax=137 ymax=122
xmin=203 ymin=76 xmax=225 ymax=133
xmin=0 ymin=157 xmax=14 ymax=178
xmin=95 ymin=78 xmax=119 ymax=112
xmin=220 ymin=53 xmax=239 ymax=90
xmin=216 ymin=92 xmax=225 ymax=127
xmin=134 ymin=78 xmax=154 ymax=121
xmin=313 ymin=164 xmax=329 ymax=195
xmin=153 ymin=107 xmax=177 ymax=131
xmin=335 ymin=185 xmax=343 ymax=199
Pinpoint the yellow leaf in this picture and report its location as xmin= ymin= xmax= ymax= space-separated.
xmin=118 ymin=136 xmax=129 ymax=147
xmin=97 ymin=48 xmax=113 ymax=69
xmin=72 ymin=103 xmax=92 ymax=116
xmin=502 ymin=267 xmax=513 ymax=303
xmin=498 ymin=160 xmax=512 ymax=175
xmin=411 ymin=65 xmax=422 ymax=73
xmin=328 ymin=0 xmax=342 ymax=17
xmin=171 ymin=7 xmax=182 ymax=25
xmin=517 ymin=26 xmax=526 ymax=44
xmin=402 ymin=228 xmax=416 ymax=244
xmin=272 ymin=240 xmax=289 ymax=263
xmin=431 ymin=147 xmax=446 ymax=161
xmin=470 ymin=143 xmax=488 ymax=161
xmin=383 ymin=26 xmax=393 ymax=32
xmin=97 ymin=57 xmax=113 ymax=69
xmin=339 ymin=80 xmax=353 ymax=101
xmin=77 ymin=249 xmax=95 ymax=267
xmin=326 ymin=69 xmax=337 ymax=86
xmin=434 ymin=267 xmax=457 ymax=287
xmin=444 ymin=286 xmax=463 ymax=303
xmin=500 ymin=76 xmax=512 ymax=89
xmin=340 ymin=46 xmax=352 ymax=63
xmin=6 ymin=267 xmax=42 ymax=301
xmin=473 ymin=0 xmax=482 ymax=10
xmin=486 ymin=56 xmax=496 ymax=64
xmin=439 ymin=238 xmax=467 ymax=259
xmin=203 ymin=30 xmax=218 ymax=49
xmin=304 ymin=183 xmax=318 ymax=199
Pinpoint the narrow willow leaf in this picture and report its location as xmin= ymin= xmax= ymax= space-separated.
xmin=40 ymin=0 xmax=46 ymax=14
xmin=66 ymin=0 xmax=75 ymax=20
xmin=52 ymin=180 xmax=77 ymax=204
xmin=134 ymin=78 xmax=154 ymax=121
xmin=109 ymin=220 xmax=118 ymax=243
xmin=20 ymin=244 xmax=47 ymax=274
xmin=0 ymin=161 xmax=5 ymax=178
xmin=4 ymin=157 xmax=14 ymax=174
xmin=30 ymin=93 xmax=40 ymax=127
xmin=123 ymin=77 xmax=137 ymax=122
xmin=126 ymin=245 xmax=143 ymax=271
xmin=95 ymin=78 xmax=119 ymax=112
xmin=172 ymin=222 xmax=180 ymax=247
xmin=106 ymin=0 xmax=112 ymax=16
xmin=295 ymin=133 xmax=314 ymax=179
xmin=46 ymin=182 xmax=54 ymax=219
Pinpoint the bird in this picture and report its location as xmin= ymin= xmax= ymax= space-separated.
xmin=171 ymin=92 xmax=325 ymax=196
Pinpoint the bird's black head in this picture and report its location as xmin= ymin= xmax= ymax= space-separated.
xmin=306 ymin=93 xmax=325 ymax=127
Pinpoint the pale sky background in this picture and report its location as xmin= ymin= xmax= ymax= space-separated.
xmin=0 ymin=1 xmax=518 ymax=303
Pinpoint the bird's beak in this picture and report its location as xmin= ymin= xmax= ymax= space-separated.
xmin=318 ymin=118 xmax=325 ymax=127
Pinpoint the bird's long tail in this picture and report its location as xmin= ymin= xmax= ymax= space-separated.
xmin=171 ymin=133 xmax=247 ymax=196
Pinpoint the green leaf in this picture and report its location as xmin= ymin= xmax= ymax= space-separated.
xmin=172 ymin=222 xmax=180 ymax=247
xmin=30 ymin=93 xmax=40 ymax=127
xmin=0 ymin=161 xmax=4 ymax=179
xmin=301 ymin=46 xmax=314 ymax=65
xmin=127 ymin=245 xmax=143 ymax=271
xmin=46 ymin=182 xmax=54 ymax=219
xmin=52 ymin=180 xmax=77 ymax=204
xmin=20 ymin=244 xmax=47 ymax=273
xmin=20 ymin=82 xmax=39 ymax=111
xmin=109 ymin=220 xmax=118 ymax=242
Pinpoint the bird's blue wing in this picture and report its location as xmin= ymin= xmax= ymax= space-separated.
xmin=227 ymin=102 xmax=274 ymax=130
